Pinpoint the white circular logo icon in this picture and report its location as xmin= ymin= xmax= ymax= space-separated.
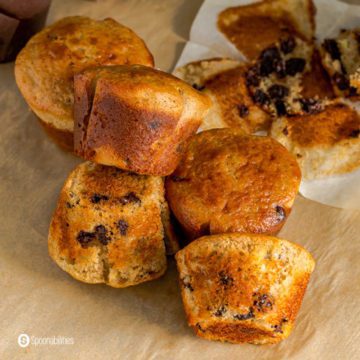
xmin=18 ymin=333 xmax=30 ymax=348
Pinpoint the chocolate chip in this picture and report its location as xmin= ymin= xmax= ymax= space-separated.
xmin=237 ymin=104 xmax=249 ymax=117
xmin=214 ymin=306 xmax=227 ymax=317
xmin=192 ymin=83 xmax=205 ymax=91
xmin=233 ymin=307 xmax=255 ymax=321
xmin=299 ymin=98 xmax=322 ymax=114
xmin=349 ymin=86 xmax=358 ymax=96
xmin=349 ymin=129 xmax=360 ymax=138
xmin=259 ymin=59 xmax=275 ymax=77
xmin=275 ymin=100 xmax=287 ymax=116
xmin=183 ymin=281 xmax=194 ymax=292
xmin=268 ymin=84 xmax=289 ymax=99
xmin=259 ymin=47 xmax=282 ymax=76
xmin=119 ymin=192 xmax=141 ymax=205
xmin=218 ymin=271 xmax=234 ymax=286
xmin=246 ymin=66 xmax=260 ymax=86
xmin=117 ymin=220 xmax=129 ymax=236
xmin=280 ymin=36 xmax=296 ymax=54
xmin=260 ymin=46 xmax=281 ymax=62
xmin=282 ymin=127 xmax=289 ymax=136
xmin=285 ymin=58 xmax=306 ymax=76
xmin=272 ymin=318 xmax=288 ymax=333
xmin=253 ymin=89 xmax=270 ymax=105
xmin=66 ymin=202 xmax=74 ymax=209
xmin=149 ymin=121 xmax=160 ymax=130
xmin=253 ymin=293 xmax=273 ymax=311
xmin=91 ymin=193 xmax=109 ymax=204
xmin=333 ymin=73 xmax=349 ymax=90
xmin=77 ymin=231 xmax=96 ymax=248
xmin=94 ymin=225 xmax=111 ymax=245
xmin=275 ymin=205 xmax=286 ymax=222
xmin=323 ymin=39 xmax=341 ymax=60
xmin=196 ymin=323 xmax=205 ymax=332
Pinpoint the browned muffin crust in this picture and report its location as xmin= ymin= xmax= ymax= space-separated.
xmin=48 ymin=162 xmax=177 ymax=287
xmin=218 ymin=0 xmax=315 ymax=60
xmin=284 ymin=103 xmax=360 ymax=147
xmin=301 ymin=49 xmax=335 ymax=100
xmin=74 ymin=65 xmax=211 ymax=176
xmin=166 ymin=129 xmax=301 ymax=241
xmin=270 ymin=101 xmax=360 ymax=179
xmin=175 ymin=233 xmax=315 ymax=344
xmin=15 ymin=16 xmax=154 ymax=145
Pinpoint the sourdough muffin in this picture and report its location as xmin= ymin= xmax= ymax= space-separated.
xmin=218 ymin=0 xmax=315 ymax=60
xmin=175 ymin=233 xmax=315 ymax=344
xmin=175 ymin=59 xmax=271 ymax=133
xmin=48 ymin=161 xmax=179 ymax=288
xmin=270 ymin=101 xmax=360 ymax=179
xmin=15 ymin=16 xmax=154 ymax=151
xmin=321 ymin=29 xmax=360 ymax=98
xmin=166 ymin=129 xmax=301 ymax=241
xmin=246 ymin=35 xmax=321 ymax=118
xmin=74 ymin=65 xmax=211 ymax=176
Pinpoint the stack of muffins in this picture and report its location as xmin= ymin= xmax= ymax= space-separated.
xmin=15 ymin=16 xmax=315 ymax=345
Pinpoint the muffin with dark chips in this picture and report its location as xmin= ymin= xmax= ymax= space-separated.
xmin=166 ymin=128 xmax=301 ymax=241
xmin=48 ymin=161 xmax=179 ymax=288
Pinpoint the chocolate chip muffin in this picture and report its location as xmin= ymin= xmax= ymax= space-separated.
xmin=74 ymin=65 xmax=211 ymax=176
xmin=270 ymin=101 xmax=360 ymax=179
xmin=165 ymin=129 xmax=301 ymax=241
xmin=246 ymin=35 xmax=321 ymax=118
xmin=174 ymin=58 xmax=271 ymax=133
xmin=175 ymin=233 xmax=315 ymax=344
xmin=48 ymin=161 xmax=179 ymax=288
xmin=321 ymin=28 xmax=360 ymax=98
xmin=15 ymin=16 xmax=154 ymax=151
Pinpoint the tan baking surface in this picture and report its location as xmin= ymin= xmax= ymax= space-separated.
xmin=1 ymin=0 xmax=359 ymax=359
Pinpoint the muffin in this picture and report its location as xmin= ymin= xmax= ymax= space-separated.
xmin=270 ymin=101 xmax=360 ymax=179
xmin=245 ymin=35 xmax=321 ymax=118
xmin=166 ymin=129 xmax=301 ymax=241
xmin=217 ymin=0 xmax=315 ymax=60
xmin=321 ymin=28 xmax=360 ymax=98
xmin=73 ymin=65 xmax=211 ymax=176
xmin=175 ymin=59 xmax=271 ymax=133
xmin=48 ymin=161 xmax=178 ymax=288
xmin=15 ymin=16 xmax=154 ymax=151
xmin=175 ymin=233 xmax=315 ymax=344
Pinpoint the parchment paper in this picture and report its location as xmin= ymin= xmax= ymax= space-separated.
xmin=1 ymin=0 xmax=360 ymax=359
xmin=175 ymin=0 xmax=360 ymax=210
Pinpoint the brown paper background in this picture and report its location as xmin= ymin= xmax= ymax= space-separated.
xmin=1 ymin=0 xmax=359 ymax=358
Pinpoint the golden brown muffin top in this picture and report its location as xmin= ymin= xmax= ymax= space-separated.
xmin=285 ymin=103 xmax=360 ymax=147
xmin=15 ymin=16 xmax=154 ymax=127
xmin=175 ymin=233 xmax=315 ymax=344
xmin=166 ymin=129 xmax=301 ymax=239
